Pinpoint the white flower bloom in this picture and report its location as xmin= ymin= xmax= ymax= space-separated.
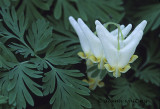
xmin=69 ymin=16 xmax=105 ymax=66
xmin=69 ymin=16 xmax=91 ymax=59
xmin=95 ymin=20 xmax=147 ymax=78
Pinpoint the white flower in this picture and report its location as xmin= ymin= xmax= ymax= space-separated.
xmin=69 ymin=16 xmax=91 ymax=59
xmin=95 ymin=20 xmax=147 ymax=78
xmin=69 ymin=16 xmax=105 ymax=65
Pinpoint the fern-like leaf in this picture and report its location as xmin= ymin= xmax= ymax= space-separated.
xmin=109 ymin=78 xmax=156 ymax=106
xmin=7 ymin=62 xmax=43 ymax=109
xmin=135 ymin=65 xmax=160 ymax=86
xmin=43 ymin=67 xmax=91 ymax=109
xmin=0 ymin=7 xmax=28 ymax=38
xmin=17 ymin=0 xmax=53 ymax=24
xmin=26 ymin=19 xmax=53 ymax=53
xmin=134 ymin=3 xmax=160 ymax=32
xmin=53 ymin=0 xmax=124 ymax=29
xmin=0 ymin=42 xmax=17 ymax=69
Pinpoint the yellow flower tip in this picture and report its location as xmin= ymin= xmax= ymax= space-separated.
xmin=89 ymin=55 xmax=98 ymax=63
xmin=119 ymin=64 xmax=131 ymax=73
xmin=88 ymin=77 xmax=95 ymax=84
xmin=129 ymin=55 xmax=138 ymax=63
xmin=89 ymin=83 xmax=96 ymax=90
xmin=82 ymin=79 xmax=89 ymax=83
xmin=82 ymin=78 xmax=96 ymax=90
xmin=113 ymin=71 xmax=121 ymax=78
xmin=86 ymin=59 xmax=93 ymax=66
xmin=78 ymin=52 xmax=87 ymax=59
xmin=103 ymin=58 xmax=107 ymax=63
xmin=98 ymin=63 xmax=105 ymax=69
xmin=98 ymin=81 xmax=105 ymax=87
xmin=104 ymin=64 xmax=115 ymax=72
xmin=97 ymin=58 xmax=101 ymax=63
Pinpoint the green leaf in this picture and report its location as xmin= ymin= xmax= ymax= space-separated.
xmin=0 ymin=42 xmax=18 ymax=69
xmin=143 ymin=37 xmax=160 ymax=64
xmin=0 ymin=71 xmax=15 ymax=109
xmin=7 ymin=62 xmax=43 ymax=109
xmin=53 ymin=0 xmax=125 ymax=29
xmin=9 ymin=42 xmax=35 ymax=58
xmin=45 ymin=43 xmax=80 ymax=65
xmin=30 ymin=57 xmax=48 ymax=71
xmin=132 ymin=37 xmax=160 ymax=86
xmin=48 ymin=16 xmax=81 ymax=54
xmin=0 ymin=7 xmax=28 ymax=39
xmin=17 ymin=0 xmax=54 ymax=24
xmin=134 ymin=3 xmax=160 ymax=32
xmin=0 ymin=0 xmax=11 ymax=7
xmin=135 ymin=65 xmax=160 ymax=86
xmin=109 ymin=78 xmax=156 ymax=106
xmin=85 ymin=92 xmax=114 ymax=109
xmin=26 ymin=19 xmax=53 ymax=53
xmin=43 ymin=68 xmax=91 ymax=109
xmin=0 ymin=95 xmax=8 ymax=104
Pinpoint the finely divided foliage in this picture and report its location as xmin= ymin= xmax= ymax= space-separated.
xmin=54 ymin=0 xmax=125 ymax=29
xmin=0 ymin=7 xmax=90 ymax=109
xmin=0 ymin=0 xmax=160 ymax=109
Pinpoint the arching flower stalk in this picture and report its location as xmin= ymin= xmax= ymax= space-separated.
xmin=96 ymin=20 xmax=147 ymax=78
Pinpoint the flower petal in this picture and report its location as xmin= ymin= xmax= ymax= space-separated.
xmin=119 ymin=64 xmax=131 ymax=73
xmin=104 ymin=64 xmax=115 ymax=72
xmin=124 ymin=20 xmax=147 ymax=44
xmin=77 ymin=52 xmax=88 ymax=59
xmin=118 ymin=30 xmax=143 ymax=67
xmin=78 ymin=18 xmax=103 ymax=58
xmin=129 ymin=55 xmax=138 ymax=63
xmin=96 ymin=25 xmax=118 ymax=67
xmin=69 ymin=16 xmax=91 ymax=54
xmin=97 ymin=81 xmax=105 ymax=87
xmin=95 ymin=20 xmax=118 ymax=48
xmin=88 ymin=55 xmax=99 ymax=63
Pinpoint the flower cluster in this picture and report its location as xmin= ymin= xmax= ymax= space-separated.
xmin=69 ymin=16 xmax=147 ymax=89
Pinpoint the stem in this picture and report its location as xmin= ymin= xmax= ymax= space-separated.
xmin=103 ymin=22 xmax=124 ymax=50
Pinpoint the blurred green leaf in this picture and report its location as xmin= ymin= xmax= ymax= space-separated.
xmin=53 ymin=0 xmax=125 ymax=29
xmin=134 ymin=3 xmax=160 ymax=32
xmin=135 ymin=65 xmax=160 ymax=86
xmin=17 ymin=0 xmax=53 ymax=24
xmin=132 ymin=37 xmax=160 ymax=86
xmin=109 ymin=78 xmax=156 ymax=107
xmin=0 ymin=95 xmax=8 ymax=104
xmin=143 ymin=37 xmax=160 ymax=64
xmin=0 ymin=42 xmax=17 ymax=69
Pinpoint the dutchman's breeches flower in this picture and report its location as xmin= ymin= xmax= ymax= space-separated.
xmin=96 ymin=20 xmax=147 ymax=78
xmin=69 ymin=16 xmax=106 ymax=69
xmin=69 ymin=16 xmax=106 ymax=90
xmin=69 ymin=16 xmax=147 ymax=79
